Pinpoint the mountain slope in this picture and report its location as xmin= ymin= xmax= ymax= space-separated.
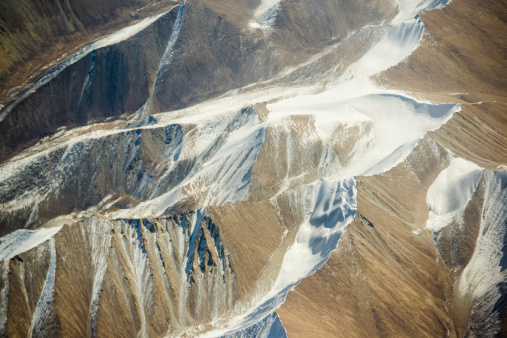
xmin=0 ymin=0 xmax=505 ymax=336
xmin=277 ymin=0 xmax=507 ymax=336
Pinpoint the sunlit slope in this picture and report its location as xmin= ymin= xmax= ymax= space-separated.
xmin=0 ymin=0 xmax=505 ymax=336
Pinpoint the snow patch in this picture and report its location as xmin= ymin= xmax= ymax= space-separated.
xmin=224 ymin=311 xmax=287 ymax=338
xmin=0 ymin=226 xmax=63 ymax=261
xmin=412 ymin=229 xmax=423 ymax=236
xmin=393 ymin=0 xmax=452 ymax=23
xmin=28 ymin=239 xmax=57 ymax=337
xmin=353 ymin=17 xmax=424 ymax=77
xmin=427 ymin=158 xmax=484 ymax=216
xmin=425 ymin=158 xmax=483 ymax=232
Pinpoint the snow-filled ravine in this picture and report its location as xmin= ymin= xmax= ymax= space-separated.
xmin=198 ymin=179 xmax=357 ymax=337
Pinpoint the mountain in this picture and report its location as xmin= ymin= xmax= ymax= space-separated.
xmin=0 ymin=0 xmax=505 ymax=336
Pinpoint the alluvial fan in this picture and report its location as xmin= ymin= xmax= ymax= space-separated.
xmin=0 ymin=0 xmax=506 ymax=336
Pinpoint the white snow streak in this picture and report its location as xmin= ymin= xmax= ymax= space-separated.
xmin=28 ymin=239 xmax=57 ymax=337
xmin=393 ymin=0 xmax=452 ymax=24
xmin=427 ymin=158 xmax=484 ymax=216
xmin=425 ymin=158 xmax=484 ymax=232
xmin=0 ymin=261 xmax=9 ymax=337
xmin=81 ymin=220 xmax=112 ymax=336
xmin=0 ymin=226 xmax=63 ymax=261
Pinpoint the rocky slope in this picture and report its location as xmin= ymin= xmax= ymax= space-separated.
xmin=0 ymin=0 xmax=505 ymax=336
xmin=0 ymin=0 xmax=174 ymax=97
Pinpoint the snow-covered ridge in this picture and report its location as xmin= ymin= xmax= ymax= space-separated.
xmin=110 ymin=106 xmax=265 ymax=218
xmin=201 ymin=178 xmax=357 ymax=337
xmin=426 ymin=157 xmax=484 ymax=232
xmin=28 ymin=239 xmax=57 ymax=337
xmin=0 ymin=107 xmax=264 ymax=228
xmin=270 ymin=91 xmax=458 ymax=179
xmin=393 ymin=0 xmax=453 ymax=24
xmin=265 ymin=4 xmax=459 ymax=178
xmin=0 ymin=226 xmax=62 ymax=261
xmin=427 ymin=158 xmax=484 ymax=216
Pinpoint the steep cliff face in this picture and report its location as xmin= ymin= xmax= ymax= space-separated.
xmin=0 ymin=0 xmax=168 ymax=91
xmin=0 ymin=7 xmax=180 ymax=162
xmin=0 ymin=213 xmax=235 ymax=336
xmin=0 ymin=0 xmax=505 ymax=336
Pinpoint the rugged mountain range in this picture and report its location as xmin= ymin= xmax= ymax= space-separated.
xmin=0 ymin=0 xmax=506 ymax=337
